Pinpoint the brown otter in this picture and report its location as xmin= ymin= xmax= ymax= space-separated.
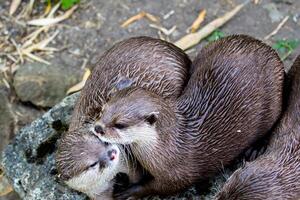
xmin=69 ymin=36 xmax=191 ymax=131
xmin=92 ymin=35 xmax=285 ymax=199
xmin=56 ymin=132 xmax=125 ymax=200
xmin=56 ymin=36 xmax=191 ymax=198
xmin=214 ymin=55 xmax=300 ymax=200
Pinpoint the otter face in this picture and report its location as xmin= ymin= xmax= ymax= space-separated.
xmin=92 ymin=89 xmax=160 ymax=145
xmin=56 ymin=132 xmax=121 ymax=199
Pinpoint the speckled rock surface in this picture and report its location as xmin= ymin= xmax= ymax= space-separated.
xmin=0 ymin=90 xmax=14 ymax=153
xmin=1 ymin=93 xmax=86 ymax=200
xmin=13 ymin=61 xmax=81 ymax=108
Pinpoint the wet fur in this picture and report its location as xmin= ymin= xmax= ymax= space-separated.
xmin=97 ymin=35 xmax=285 ymax=198
xmin=69 ymin=36 xmax=191 ymax=130
xmin=56 ymin=132 xmax=123 ymax=199
xmin=56 ymin=36 xmax=191 ymax=198
xmin=214 ymin=56 xmax=300 ymax=200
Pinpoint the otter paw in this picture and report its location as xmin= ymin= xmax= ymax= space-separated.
xmin=113 ymin=184 xmax=143 ymax=200
xmin=113 ymin=192 xmax=134 ymax=200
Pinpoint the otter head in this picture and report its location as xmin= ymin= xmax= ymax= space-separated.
xmin=56 ymin=131 xmax=120 ymax=199
xmin=92 ymin=88 xmax=161 ymax=146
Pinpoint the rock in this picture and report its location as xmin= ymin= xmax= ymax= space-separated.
xmin=0 ymin=77 xmax=15 ymax=153
xmin=1 ymin=93 xmax=85 ymax=200
xmin=13 ymin=61 xmax=81 ymax=108
xmin=263 ymin=3 xmax=284 ymax=23
xmin=1 ymin=92 xmax=202 ymax=200
xmin=0 ymin=190 xmax=20 ymax=200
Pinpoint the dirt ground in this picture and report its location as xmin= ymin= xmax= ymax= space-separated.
xmin=0 ymin=0 xmax=300 ymax=199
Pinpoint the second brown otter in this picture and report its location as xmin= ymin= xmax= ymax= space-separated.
xmin=93 ymin=35 xmax=285 ymax=199
xmin=214 ymin=55 xmax=300 ymax=200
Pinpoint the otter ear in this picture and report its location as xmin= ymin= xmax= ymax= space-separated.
xmin=145 ymin=112 xmax=159 ymax=125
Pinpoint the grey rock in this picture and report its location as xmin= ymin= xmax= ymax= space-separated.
xmin=0 ymin=191 xmax=20 ymax=200
xmin=0 ymin=78 xmax=14 ymax=153
xmin=13 ymin=61 xmax=81 ymax=108
xmin=1 ymin=93 xmax=85 ymax=200
xmin=1 ymin=92 xmax=204 ymax=199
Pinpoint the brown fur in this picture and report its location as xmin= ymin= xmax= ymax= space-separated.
xmin=96 ymin=35 xmax=285 ymax=199
xmin=56 ymin=131 xmax=111 ymax=181
xmin=55 ymin=36 xmax=191 ymax=197
xmin=69 ymin=36 xmax=191 ymax=131
xmin=214 ymin=55 xmax=300 ymax=200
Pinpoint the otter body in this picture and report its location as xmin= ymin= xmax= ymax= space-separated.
xmin=56 ymin=36 xmax=191 ymax=198
xmin=94 ymin=35 xmax=284 ymax=199
xmin=215 ymin=56 xmax=300 ymax=200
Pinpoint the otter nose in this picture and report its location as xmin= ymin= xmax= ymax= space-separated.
xmin=94 ymin=125 xmax=104 ymax=135
xmin=108 ymin=149 xmax=117 ymax=161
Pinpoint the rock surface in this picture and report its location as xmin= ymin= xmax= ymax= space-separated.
xmin=1 ymin=93 xmax=86 ymax=200
xmin=0 ymin=77 xmax=14 ymax=153
xmin=13 ymin=61 xmax=81 ymax=108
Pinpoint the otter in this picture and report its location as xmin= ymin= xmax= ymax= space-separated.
xmin=56 ymin=36 xmax=191 ymax=198
xmin=56 ymin=132 xmax=120 ymax=199
xmin=214 ymin=55 xmax=300 ymax=200
xmin=92 ymin=35 xmax=285 ymax=199
xmin=56 ymin=131 xmax=142 ymax=200
xmin=69 ymin=36 xmax=191 ymax=131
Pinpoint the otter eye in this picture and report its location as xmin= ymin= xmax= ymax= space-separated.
xmin=89 ymin=161 xmax=98 ymax=168
xmin=114 ymin=123 xmax=127 ymax=129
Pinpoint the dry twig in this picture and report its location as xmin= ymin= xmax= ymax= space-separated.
xmin=264 ymin=16 xmax=289 ymax=40
xmin=9 ymin=0 xmax=22 ymax=16
xmin=149 ymin=24 xmax=176 ymax=36
xmin=67 ymin=68 xmax=91 ymax=94
xmin=27 ymin=5 xmax=78 ymax=26
xmin=0 ymin=172 xmax=13 ymax=196
xmin=175 ymin=2 xmax=246 ymax=50
xmin=121 ymin=11 xmax=159 ymax=28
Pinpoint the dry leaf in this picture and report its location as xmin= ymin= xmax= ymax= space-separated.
xmin=24 ymin=0 xmax=35 ymax=17
xmin=121 ymin=12 xmax=146 ymax=28
xmin=23 ymin=52 xmax=50 ymax=64
xmin=67 ymin=68 xmax=91 ymax=94
xmin=189 ymin=9 xmax=207 ymax=33
xmin=23 ymin=31 xmax=59 ymax=53
xmin=27 ymin=5 xmax=77 ymax=26
xmin=47 ymin=2 xmax=61 ymax=18
xmin=149 ymin=24 xmax=176 ymax=36
xmin=175 ymin=2 xmax=246 ymax=50
xmin=121 ymin=11 xmax=159 ymax=28
xmin=9 ymin=0 xmax=22 ymax=15
xmin=44 ymin=0 xmax=52 ymax=16
xmin=145 ymin=13 xmax=159 ymax=23
xmin=0 ymin=173 xmax=13 ymax=196
xmin=22 ymin=26 xmax=50 ymax=48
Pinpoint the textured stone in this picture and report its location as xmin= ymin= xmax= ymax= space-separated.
xmin=13 ymin=61 xmax=81 ymax=108
xmin=0 ymin=78 xmax=14 ymax=153
xmin=1 ymin=93 xmax=85 ymax=200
